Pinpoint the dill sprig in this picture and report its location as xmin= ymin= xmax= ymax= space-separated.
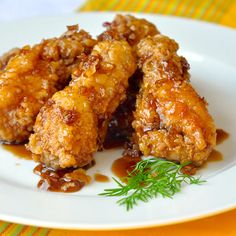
xmin=100 ymin=158 xmax=205 ymax=210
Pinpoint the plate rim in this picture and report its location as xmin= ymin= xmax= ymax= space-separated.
xmin=0 ymin=202 xmax=235 ymax=230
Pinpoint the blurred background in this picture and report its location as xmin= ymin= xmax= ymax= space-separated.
xmin=0 ymin=0 xmax=235 ymax=28
xmin=0 ymin=0 xmax=86 ymax=21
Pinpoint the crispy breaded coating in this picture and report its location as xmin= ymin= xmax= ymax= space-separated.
xmin=98 ymin=14 xmax=159 ymax=47
xmin=28 ymin=40 xmax=136 ymax=169
xmin=0 ymin=48 xmax=20 ymax=69
xmin=133 ymin=35 xmax=216 ymax=166
xmin=28 ymin=88 xmax=98 ymax=169
xmin=0 ymin=25 xmax=95 ymax=144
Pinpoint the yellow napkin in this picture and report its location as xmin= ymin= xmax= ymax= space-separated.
xmin=80 ymin=0 xmax=236 ymax=28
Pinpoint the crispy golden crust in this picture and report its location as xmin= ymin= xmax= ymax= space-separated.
xmin=137 ymin=35 xmax=190 ymax=86
xmin=28 ymin=39 xmax=136 ymax=169
xmin=28 ymin=88 xmax=97 ymax=169
xmin=133 ymin=35 xmax=216 ymax=166
xmin=98 ymin=14 xmax=159 ymax=47
xmin=0 ymin=48 xmax=21 ymax=69
xmin=0 ymin=26 xmax=95 ymax=143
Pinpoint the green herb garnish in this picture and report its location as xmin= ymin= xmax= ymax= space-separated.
xmin=100 ymin=158 xmax=205 ymax=210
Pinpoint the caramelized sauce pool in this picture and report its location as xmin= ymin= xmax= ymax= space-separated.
xmin=112 ymin=156 xmax=141 ymax=180
xmin=216 ymin=129 xmax=229 ymax=145
xmin=180 ymin=149 xmax=223 ymax=175
xmin=207 ymin=149 xmax=223 ymax=162
xmin=34 ymin=164 xmax=91 ymax=193
xmin=3 ymin=144 xmax=32 ymax=160
xmin=94 ymin=173 xmax=110 ymax=182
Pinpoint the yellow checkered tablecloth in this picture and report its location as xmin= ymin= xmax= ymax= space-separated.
xmin=0 ymin=0 xmax=235 ymax=235
xmin=80 ymin=0 xmax=236 ymax=28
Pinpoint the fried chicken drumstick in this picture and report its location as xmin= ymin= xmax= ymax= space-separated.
xmin=28 ymin=39 xmax=136 ymax=169
xmin=0 ymin=25 xmax=95 ymax=144
xmin=133 ymin=35 xmax=216 ymax=166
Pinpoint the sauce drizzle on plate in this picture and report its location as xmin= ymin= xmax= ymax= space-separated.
xmin=3 ymin=144 xmax=32 ymax=160
xmin=112 ymin=156 xmax=141 ymax=180
xmin=34 ymin=164 xmax=91 ymax=193
xmin=207 ymin=149 xmax=223 ymax=162
xmin=216 ymin=129 xmax=229 ymax=145
xmin=94 ymin=173 xmax=110 ymax=182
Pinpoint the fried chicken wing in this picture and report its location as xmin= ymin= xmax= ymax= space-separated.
xmin=133 ymin=35 xmax=216 ymax=166
xmin=0 ymin=25 xmax=95 ymax=144
xmin=28 ymin=39 xmax=136 ymax=169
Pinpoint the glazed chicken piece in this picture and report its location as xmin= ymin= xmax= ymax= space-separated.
xmin=133 ymin=35 xmax=216 ymax=166
xmin=0 ymin=25 xmax=95 ymax=144
xmin=28 ymin=39 xmax=136 ymax=169
xmin=99 ymin=14 xmax=160 ymax=147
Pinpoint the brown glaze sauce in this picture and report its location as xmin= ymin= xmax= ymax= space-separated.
xmin=207 ymin=149 xmax=223 ymax=162
xmin=34 ymin=164 xmax=91 ymax=193
xmin=3 ymin=144 xmax=32 ymax=160
xmin=202 ymin=128 xmax=228 ymax=166
xmin=184 ymin=148 xmax=224 ymax=175
xmin=180 ymin=149 xmax=224 ymax=175
xmin=94 ymin=173 xmax=110 ymax=182
xmin=172 ymin=149 xmax=224 ymax=176
xmin=201 ymin=149 xmax=223 ymax=170
xmin=216 ymin=129 xmax=229 ymax=145
xmin=112 ymin=156 xmax=141 ymax=180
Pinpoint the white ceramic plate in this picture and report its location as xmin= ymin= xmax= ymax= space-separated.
xmin=0 ymin=12 xmax=235 ymax=230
